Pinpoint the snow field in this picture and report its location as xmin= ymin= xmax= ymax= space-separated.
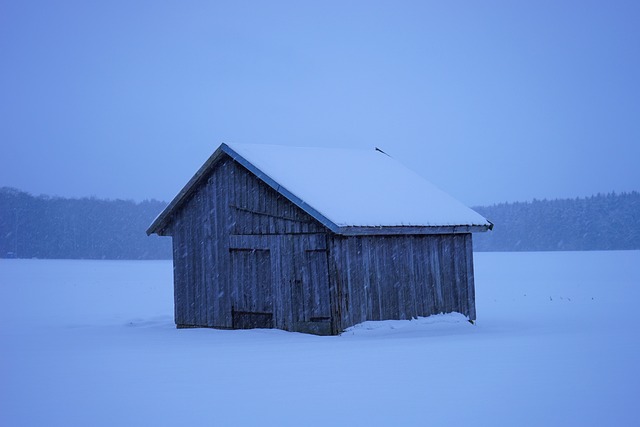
xmin=1 ymin=251 xmax=639 ymax=426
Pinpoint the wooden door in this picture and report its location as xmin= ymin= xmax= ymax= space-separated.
xmin=290 ymin=235 xmax=332 ymax=334
xmin=300 ymin=249 xmax=331 ymax=322
xmin=229 ymin=248 xmax=273 ymax=329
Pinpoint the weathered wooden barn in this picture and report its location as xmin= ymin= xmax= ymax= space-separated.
xmin=147 ymin=143 xmax=492 ymax=335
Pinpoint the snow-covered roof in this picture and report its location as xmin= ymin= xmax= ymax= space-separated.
xmin=147 ymin=143 xmax=492 ymax=236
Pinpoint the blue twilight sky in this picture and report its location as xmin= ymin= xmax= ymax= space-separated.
xmin=1 ymin=0 xmax=638 ymax=206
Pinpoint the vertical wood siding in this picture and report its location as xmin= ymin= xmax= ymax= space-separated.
xmin=168 ymin=155 xmax=331 ymax=333
xmin=166 ymin=153 xmax=477 ymax=335
xmin=328 ymin=234 xmax=476 ymax=332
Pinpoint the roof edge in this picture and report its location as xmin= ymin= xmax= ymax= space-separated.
xmin=147 ymin=143 xmax=494 ymax=237
xmin=147 ymin=143 xmax=343 ymax=236
xmin=336 ymin=224 xmax=492 ymax=236
xmin=222 ymin=144 xmax=341 ymax=234
xmin=146 ymin=144 xmax=228 ymax=236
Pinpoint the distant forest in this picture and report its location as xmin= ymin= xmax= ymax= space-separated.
xmin=1 ymin=187 xmax=639 ymax=259
xmin=0 ymin=187 xmax=171 ymax=259
xmin=473 ymin=192 xmax=640 ymax=251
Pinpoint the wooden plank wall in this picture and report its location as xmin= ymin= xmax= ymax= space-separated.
xmin=328 ymin=233 xmax=476 ymax=332
xmin=167 ymin=153 xmax=477 ymax=335
xmin=167 ymin=155 xmax=332 ymax=332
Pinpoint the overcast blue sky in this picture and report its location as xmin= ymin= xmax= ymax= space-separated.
xmin=1 ymin=0 xmax=638 ymax=206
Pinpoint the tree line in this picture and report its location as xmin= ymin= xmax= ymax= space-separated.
xmin=0 ymin=187 xmax=171 ymax=259
xmin=473 ymin=191 xmax=640 ymax=251
xmin=1 ymin=187 xmax=638 ymax=259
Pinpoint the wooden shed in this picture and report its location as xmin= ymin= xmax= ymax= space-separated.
xmin=147 ymin=143 xmax=492 ymax=335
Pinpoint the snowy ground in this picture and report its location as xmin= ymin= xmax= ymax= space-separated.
xmin=1 ymin=251 xmax=639 ymax=426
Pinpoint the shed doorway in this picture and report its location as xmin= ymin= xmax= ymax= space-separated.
xmin=291 ymin=247 xmax=332 ymax=335
xmin=230 ymin=248 xmax=274 ymax=329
